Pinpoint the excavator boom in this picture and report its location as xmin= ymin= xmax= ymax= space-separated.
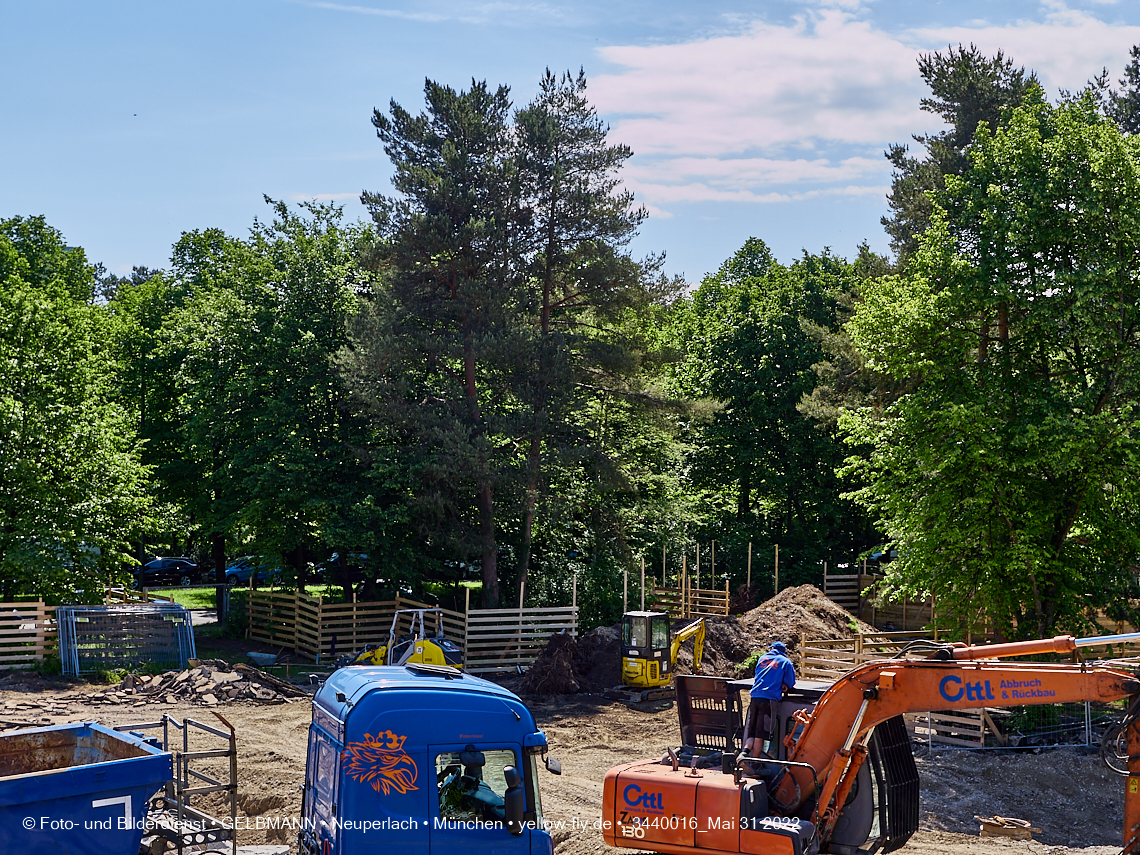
xmin=671 ymin=619 xmax=706 ymax=674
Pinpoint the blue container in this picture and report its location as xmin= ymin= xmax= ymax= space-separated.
xmin=0 ymin=722 xmax=171 ymax=855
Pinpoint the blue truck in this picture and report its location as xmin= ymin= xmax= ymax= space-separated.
xmin=299 ymin=661 xmax=558 ymax=855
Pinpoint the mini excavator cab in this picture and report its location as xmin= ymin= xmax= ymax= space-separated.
xmin=621 ymin=611 xmax=704 ymax=690
xmin=621 ymin=611 xmax=673 ymax=688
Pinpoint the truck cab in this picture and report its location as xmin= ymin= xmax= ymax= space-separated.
xmin=299 ymin=662 xmax=555 ymax=855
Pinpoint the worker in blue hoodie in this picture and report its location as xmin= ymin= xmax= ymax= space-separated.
xmin=743 ymin=640 xmax=796 ymax=757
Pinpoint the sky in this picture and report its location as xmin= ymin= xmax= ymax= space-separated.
xmin=4 ymin=0 xmax=1140 ymax=282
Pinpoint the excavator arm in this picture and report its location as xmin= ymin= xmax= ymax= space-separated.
xmin=777 ymin=637 xmax=1140 ymax=851
xmin=671 ymin=619 xmax=705 ymax=674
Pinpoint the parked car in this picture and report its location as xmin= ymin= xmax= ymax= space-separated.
xmin=224 ymin=556 xmax=282 ymax=587
xmin=134 ymin=557 xmax=201 ymax=587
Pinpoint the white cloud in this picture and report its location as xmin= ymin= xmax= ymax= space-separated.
xmin=914 ymin=7 xmax=1140 ymax=95
xmin=589 ymin=3 xmax=1140 ymax=217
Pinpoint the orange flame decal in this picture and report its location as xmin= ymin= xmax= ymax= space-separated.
xmin=343 ymin=731 xmax=419 ymax=795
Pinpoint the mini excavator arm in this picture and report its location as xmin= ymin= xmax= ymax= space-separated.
xmin=670 ymin=619 xmax=705 ymax=674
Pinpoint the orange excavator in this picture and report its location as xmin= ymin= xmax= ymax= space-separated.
xmin=603 ymin=632 xmax=1140 ymax=855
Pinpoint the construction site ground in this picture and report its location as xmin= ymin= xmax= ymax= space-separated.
xmin=0 ymin=670 xmax=1124 ymax=855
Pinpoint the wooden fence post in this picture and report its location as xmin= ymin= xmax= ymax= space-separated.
xmin=640 ymin=557 xmax=645 ymax=611
xmin=774 ymin=544 xmax=779 ymax=594
xmin=747 ymin=541 xmax=752 ymax=590
xmin=623 ymin=570 xmax=628 ymax=614
xmin=463 ymin=587 xmax=471 ymax=659
xmin=724 ymin=576 xmax=729 ymax=615
xmin=572 ymin=574 xmax=577 ymax=610
xmin=695 ymin=542 xmax=700 ymax=592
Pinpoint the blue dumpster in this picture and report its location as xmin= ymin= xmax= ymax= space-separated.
xmin=0 ymin=721 xmax=171 ymax=855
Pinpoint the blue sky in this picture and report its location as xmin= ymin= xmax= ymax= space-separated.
xmin=4 ymin=1 xmax=1140 ymax=281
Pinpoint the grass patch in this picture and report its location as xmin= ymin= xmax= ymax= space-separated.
xmin=164 ymin=587 xmax=217 ymax=610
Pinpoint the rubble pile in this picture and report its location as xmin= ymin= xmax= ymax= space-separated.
xmin=87 ymin=660 xmax=310 ymax=708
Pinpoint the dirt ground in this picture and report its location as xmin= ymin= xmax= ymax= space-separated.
xmin=0 ymin=671 xmax=1128 ymax=855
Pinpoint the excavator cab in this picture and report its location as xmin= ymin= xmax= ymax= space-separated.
xmin=621 ymin=611 xmax=673 ymax=688
xmin=621 ymin=611 xmax=704 ymax=691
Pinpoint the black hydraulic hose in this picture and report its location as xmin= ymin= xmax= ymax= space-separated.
xmin=1101 ymin=693 xmax=1140 ymax=776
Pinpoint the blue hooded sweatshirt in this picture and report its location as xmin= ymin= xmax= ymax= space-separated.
xmin=751 ymin=641 xmax=796 ymax=700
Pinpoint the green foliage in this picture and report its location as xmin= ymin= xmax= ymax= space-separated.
xmin=346 ymin=72 xmax=678 ymax=609
xmin=663 ymin=239 xmax=880 ymax=590
xmin=736 ymin=650 xmax=761 ymax=676
xmin=883 ymin=44 xmax=1035 ymax=261
xmin=845 ymin=93 xmax=1140 ymax=638
xmin=0 ymin=216 xmax=152 ymax=602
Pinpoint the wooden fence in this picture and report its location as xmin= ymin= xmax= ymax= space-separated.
xmin=245 ymin=589 xmax=577 ymax=673
xmin=0 ymin=601 xmax=57 ymax=670
xmin=823 ymin=570 xmax=936 ymax=633
xmin=464 ymin=605 xmax=578 ymax=674
xmin=104 ymin=587 xmax=175 ymax=605
xmin=651 ymin=576 xmax=730 ymax=618
xmin=798 ymin=633 xmax=929 ymax=682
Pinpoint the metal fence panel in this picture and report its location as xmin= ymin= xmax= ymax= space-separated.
xmin=56 ymin=604 xmax=196 ymax=675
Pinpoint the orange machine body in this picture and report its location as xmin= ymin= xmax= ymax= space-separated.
xmin=603 ymin=760 xmax=803 ymax=855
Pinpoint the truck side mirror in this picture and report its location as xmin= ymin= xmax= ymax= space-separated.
xmin=544 ymin=756 xmax=562 ymax=775
xmin=503 ymin=765 xmax=525 ymax=835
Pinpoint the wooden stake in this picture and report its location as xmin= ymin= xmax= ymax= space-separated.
xmin=711 ymin=540 xmax=715 ymax=580
xmin=774 ymin=543 xmax=779 ymax=594
xmin=572 ymin=574 xmax=577 ymax=609
xmin=747 ymin=541 xmax=752 ymax=590
xmin=623 ymin=569 xmax=628 ymax=614
xmin=640 ymin=557 xmax=645 ymax=611
xmin=696 ymin=542 xmax=700 ymax=592
xmin=662 ymin=543 xmax=666 ymax=588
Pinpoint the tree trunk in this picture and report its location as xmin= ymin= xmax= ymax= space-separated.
xmin=464 ymin=327 xmax=499 ymax=608
xmin=479 ymin=481 xmax=499 ymax=607
xmin=737 ymin=469 xmax=751 ymax=520
xmin=212 ymin=533 xmax=227 ymax=622
xmin=516 ymin=435 xmax=541 ymax=607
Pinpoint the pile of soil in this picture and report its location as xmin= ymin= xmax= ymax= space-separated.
xmin=518 ymin=626 xmax=623 ymax=696
xmin=521 ymin=584 xmax=870 ymax=695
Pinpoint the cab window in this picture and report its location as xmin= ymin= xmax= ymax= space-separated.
xmin=435 ymin=748 xmax=518 ymax=823
xmin=625 ymin=616 xmax=647 ymax=648
xmin=651 ymin=616 xmax=669 ymax=649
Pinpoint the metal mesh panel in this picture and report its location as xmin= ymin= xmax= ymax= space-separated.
xmin=56 ymin=604 xmax=196 ymax=676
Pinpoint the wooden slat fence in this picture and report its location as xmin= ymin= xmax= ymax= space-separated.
xmin=104 ymin=587 xmax=175 ymax=605
xmin=464 ymin=606 xmax=578 ymax=674
xmin=651 ymin=579 xmax=730 ymax=618
xmin=0 ymin=601 xmax=57 ymax=670
xmin=799 ymin=633 xmax=928 ymax=682
xmin=246 ymin=589 xmax=575 ymax=672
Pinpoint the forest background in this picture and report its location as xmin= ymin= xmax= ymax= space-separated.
xmin=7 ymin=45 xmax=1140 ymax=640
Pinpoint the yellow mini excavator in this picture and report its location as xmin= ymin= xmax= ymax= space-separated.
xmin=337 ymin=607 xmax=464 ymax=669
xmin=609 ymin=611 xmax=705 ymax=703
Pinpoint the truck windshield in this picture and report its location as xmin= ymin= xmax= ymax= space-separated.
xmin=435 ymin=748 xmax=518 ymax=823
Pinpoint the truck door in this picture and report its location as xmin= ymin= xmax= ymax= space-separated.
xmin=304 ymin=728 xmax=340 ymax=853
xmin=428 ymin=743 xmax=529 ymax=853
